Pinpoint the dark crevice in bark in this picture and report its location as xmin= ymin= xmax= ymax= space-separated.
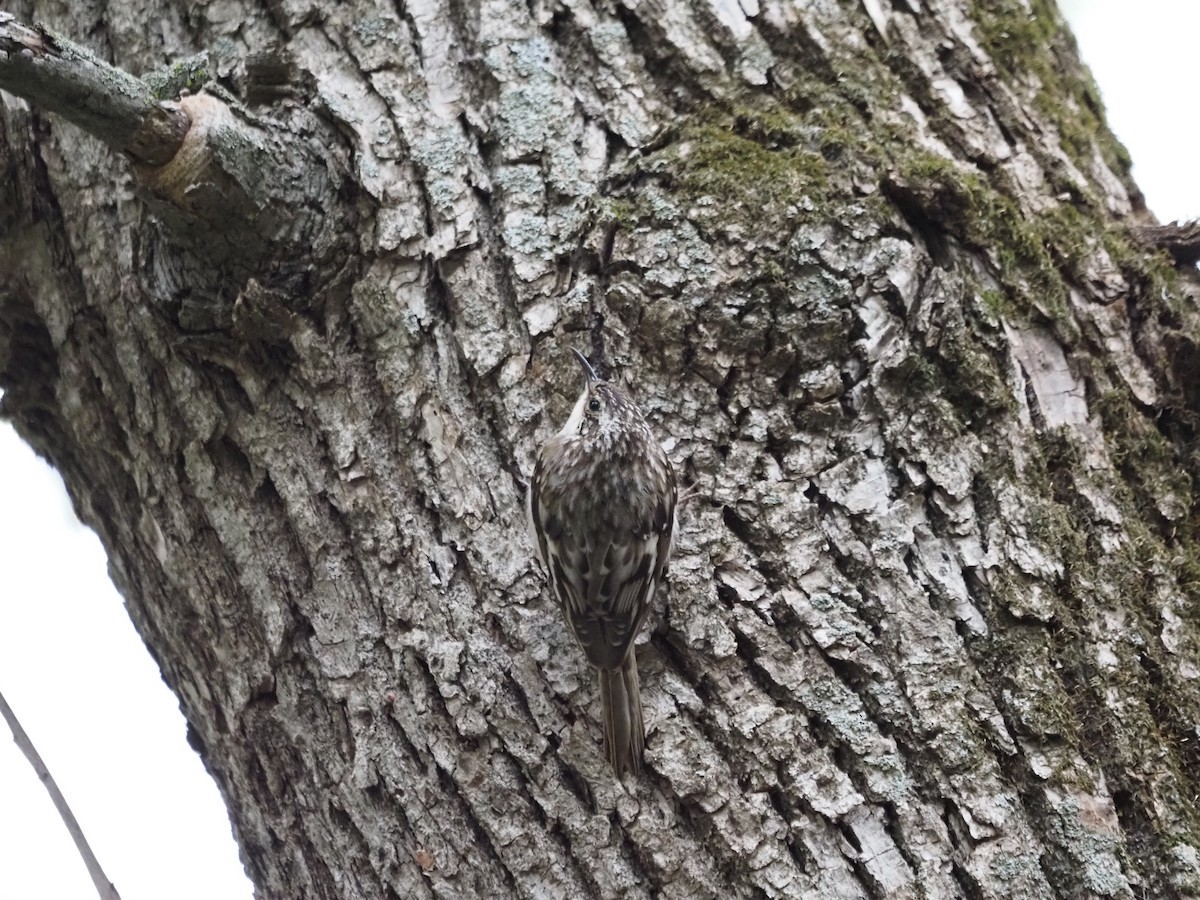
xmin=753 ymin=14 xmax=839 ymax=93
xmin=970 ymin=473 xmax=1001 ymax=550
xmin=295 ymin=824 xmax=341 ymax=899
xmin=881 ymin=181 xmax=959 ymax=272
xmin=720 ymin=503 xmax=756 ymax=550
xmin=652 ymin=631 xmax=811 ymax=891
xmin=878 ymin=800 xmax=926 ymax=894
xmin=381 ymin=698 xmax=428 ymax=769
xmin=238 ymin=718 xmax=314 ymax=840
xmin=764 ymin=596 xmax=807 ymax=655
xmin=611 ymin=814 xmax=658 ymax=899
xmin=455 ymin=167 xmax=526 ymax=339
xmin=609 ymin=2 xmax=709 ymax=112
xmin=458 ymin=352 xmax=538 ymax=515
xmin=0 ymin=119 xmax=85 ymax=464
xmin=1109 ymin=788 xmax=1154 ymax=893
xmin=496 ymin=746 xmax=606 ymax=900
xmin=209 ymin=432 xmax=256 ymax=484
xmin=998 ymin=419 xmax=1187 ymax=896
xmin=654 ymin=631 xmax=749 ymax=745
xmin=491 ymin=668 xmax=595 ymax=835
xmin=814 ymin=520 xmax=879 ymax=612
xmin=1017 ymin=362 xmax=1047 ymax=432
xmin=763 ymin=782 xmax=811 ymax=874
xmin=554 ymin=744 xmax=594 ymax=811
xmin=326 ymin=797 xmax=378 ymax=895
xmin=240 ymin=470 xmax=314 ymax=606
xmin=1035 ymin=627 xmax=1151 ymax=896
xmin=669 ymin=795 xmax=771 ymax=900
xmin=429 ymin=757 xmax=523 ymax=897
xmin=683 ymin=3 xmax=749 ymax=78
xmin=727 ymin=625 xmax=815 ymax=729
xmin=941 ymin=800 xmax=988 ymax=900
xmin=835 ymin=820 xmax=882 ymax=899
xmin=406 ymin=649 xmax=536 ymax=896
xmin=1136 ymin=647 xmax=1200 ymax=807
xmin=1002 ymin=755 xmax=1113 ymax=900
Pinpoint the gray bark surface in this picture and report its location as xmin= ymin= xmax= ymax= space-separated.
xmin=2 ymin=0 xmax=1199 ymax=897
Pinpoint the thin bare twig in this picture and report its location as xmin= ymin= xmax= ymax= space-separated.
xmin=0 ymin=687 xmax=121 ymax=900
xmin=0 ymin=11 xmax=189 ymax=164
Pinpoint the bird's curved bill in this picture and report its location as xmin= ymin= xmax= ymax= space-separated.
xmin=571 ymin=348 xmax=599 ymax=382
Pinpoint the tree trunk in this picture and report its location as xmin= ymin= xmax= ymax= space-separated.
xmin=3 ymin=0 xmax=1198 ymax=897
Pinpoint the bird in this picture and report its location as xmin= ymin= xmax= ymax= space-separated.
xmin=528 ymin=348 xmax=678 ymax=775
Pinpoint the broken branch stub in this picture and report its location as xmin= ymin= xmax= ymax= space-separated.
xmin=0 ymin=12 xmax=347 ymax=277
xmin=134 ymin=92 xmax=346 ymax=276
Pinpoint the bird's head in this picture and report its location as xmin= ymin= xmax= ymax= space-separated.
xmin=559 ymin=349 xmax=644 ymax=449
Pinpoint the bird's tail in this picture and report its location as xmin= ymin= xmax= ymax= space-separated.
xmin=598 ymin=653 xmax=644 ymax=775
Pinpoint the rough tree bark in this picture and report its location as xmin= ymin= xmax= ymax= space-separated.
xmin=2 ymin=0 xmax=1198 ymax=897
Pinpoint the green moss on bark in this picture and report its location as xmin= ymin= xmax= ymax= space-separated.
xmin=971 ymin=0 xmax=1133 ymax=179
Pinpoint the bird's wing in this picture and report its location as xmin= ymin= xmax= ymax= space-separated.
xmin=530 ymin=445 xmax=677 ymax=670
xmin=567 ymin=485 xmax=676 ymax=671
xmin=527 ymin=454 xmax=552 ymax=573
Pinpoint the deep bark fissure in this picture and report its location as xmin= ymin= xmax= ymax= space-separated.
xmin=942 ymin=800 xmax=989 ymax=900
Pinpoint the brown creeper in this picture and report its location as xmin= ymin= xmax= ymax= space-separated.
xmin=528 ymin=349 xmax=677 ymax=775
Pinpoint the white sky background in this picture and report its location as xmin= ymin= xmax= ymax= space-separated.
xmin=1058 ymin=0 xmax=1198 ymax=224
xmin=0 ymin=3 xmax=1195 ymax=898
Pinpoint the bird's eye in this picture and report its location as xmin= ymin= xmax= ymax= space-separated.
xmin=588 ymin=399 xmax=601 ymax=412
